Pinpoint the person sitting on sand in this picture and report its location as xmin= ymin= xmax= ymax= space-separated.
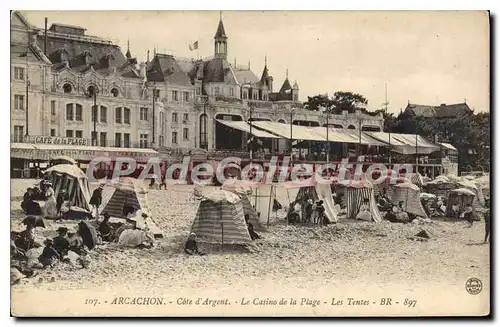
xmin=67 ymin=231 xmax=87 ymax=256
xmin=114 ymin=216 xmax=137 ymax=241
xmin=244 ymin=214 xmax=261 ymax=240
xmin=21 ymin=188 xmax=41 ymax=215
xmin=356 ymin=198 xmax=372 ymax=221
xmin=462 ymin=204 xmax=476 ymax=228
xmin=14 ymin=222 xmax=41 ymax=252
xmin=38 ymin=239 xmax=60 ymax=268
xmin=392 ymin=201 xmax=410 ymax=223
xmin=98 ymin=213 xmax=113 ymax=242
xmin=377 ymin=190 xmax=392 ymax=212
xmin=53 ymin=227 xmax=70 ymax=259
xmin=184 ymin=233 xmax=205 ymax=255
xmin=450 ymin=202 xmax=460 ymax=219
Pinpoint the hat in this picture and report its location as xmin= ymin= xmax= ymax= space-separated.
xmin=44 ymin=238 xmax=53 ymax=246
xmin=189 ymin=232 xmax=196 ymax=237
xmin=27 ymin=187 xmax=33 ymax=191
xmin=56 ymin=227 xmax=68 ymax=234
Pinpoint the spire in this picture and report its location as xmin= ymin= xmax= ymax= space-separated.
xmin=234 ymin=57 xmax=236 ymax=67
xmin=147 ymin=50 xmax=150 ymax=64
xmin=214 ymin=13 xmax=227 ymax=38
xmin=286 ymin=69 xmax=289 ymax=80
xmin=293 ymin=80 xmax=299 ymax=89
xmin=264 ymin=55 xmax=267 ymax=67
xmin=248 ymin=60 xmax=250 ymax=70
xmin=260 ymin=56 xmax=270 ymax=84
xmin=125 ymin=39 xmax=131 ymax=59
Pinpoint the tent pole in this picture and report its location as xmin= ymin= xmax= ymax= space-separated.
xmin=267 ymin=185 xmax=273 ymax=228
xmin=220 ymin=203 xmax=224 ymax=252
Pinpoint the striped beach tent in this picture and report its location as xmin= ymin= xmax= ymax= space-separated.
xmin=386 ymin=182 xmax=428 ymax=218
xmin=43 ymin=164 xmax=91 ymax=211
xmin=445 ymin=188 xmax=475 ymax=217
xmin=102 ymin=177 xmax=149 ymax=218
xmin=404 ymin=173 xmax=424 ymax=188
xmin=221 ymin=179 xmax=264 ymax=231
xmin=191 ymin=190 xmax=252 ymax=244
xmin=286 ymin=180 xmax=338 ymax=224
xmin=339 ymin=180 xmax=382 ymax=222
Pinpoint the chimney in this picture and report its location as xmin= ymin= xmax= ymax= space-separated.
xmin=44 ymin=17 xmax=48 ymax=56
xmin=147 ymin=50 xmax=150 ymax=64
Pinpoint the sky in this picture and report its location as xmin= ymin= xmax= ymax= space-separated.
xmin=22 ymin=10 xmax=490 ymax=113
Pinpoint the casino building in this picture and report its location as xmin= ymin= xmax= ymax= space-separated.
xmin=10 ymin=11 xmax=385 ymax=177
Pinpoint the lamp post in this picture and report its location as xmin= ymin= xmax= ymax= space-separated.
xmin=89 ymin=86 xmax=99 ymax=146
xmin=289 ymin=108 xmax=294 ymax=160
xmin=248 ymin=103 xmax=254 ymax=163
xmin=325 ymin=110 xmax=330 ymax=163
xmin=200 ymin=96 xmax=208 ymax=150
xmin=152 ymin=83 xmax=157 ymax=147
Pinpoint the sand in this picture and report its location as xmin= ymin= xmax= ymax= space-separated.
xmin=10 ymin=179 xmax=490 ymax=316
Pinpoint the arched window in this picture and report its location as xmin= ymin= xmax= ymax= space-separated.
xmin=347 ymin=125 xmax=356 ymax=129
xmin=111 ymin=88 xmax=119 ymax=97
xmin=199 ymin=113 xmax=208 ymax=149
xmin=63 ymin=83 xmax=72 ymax=93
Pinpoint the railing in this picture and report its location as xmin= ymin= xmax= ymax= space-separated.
xmin=11 ymin=136 xmax=154 ymax=149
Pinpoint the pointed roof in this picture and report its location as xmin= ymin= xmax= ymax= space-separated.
xmin=279 ymin=78 xmax=292 ymax=93
xmin=125 ymin=39 xmax=131 ymax=59
xmin=215 ymin=19 xmax=227 ymax=38
xmin=260 ymin=66 xmax=269 ymax=84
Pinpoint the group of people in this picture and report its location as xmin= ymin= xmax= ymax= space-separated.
xmin=21 ymin=180 xmax=72 ymax=221
xmin=288 ymin=198 xmax=329 ymax=225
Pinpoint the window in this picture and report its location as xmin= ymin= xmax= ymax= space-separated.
xmin=172 ymin=113 xmax=178 ymax=123
xmin=229 ymin=88 xmax=234 ymax=97
xmin=91 ymin=105 xmax=97 ymax=122
xmin=66 ymin=104 xmax=73 ymax=120
xmin=124 ymin=108 xmax=130 ymax=124
xmin=183 ymin=92 xmax=190 ymax=102
xmin=100 ymin=106 xmax=107 ymax=123
xmin=196 ymin=87 xmax=201 ymax=95
xmin=91 ymin=131 xmax=98 ymax=145
xmin=214 ymin=87 xmax=220 ymax=96
xmin=199 ymin=114 xmax=208 ymax=149
xmin=140 ymin=107 xmax=148 ymax=121
xmin=14 ymin=67 xmax=24 ymax=80
xmin=242 ymin=90 xmax=248 ymax=99
xmin=111 ymin=88 xmax=119 ymax=97
xmin=159 ymin=112 xmax=165 ymax=132
xmin=14 ymin=95 xmax=24 ymax=110
xmin=115 ymin=107 xmax=122 ymax=124
xmin=63 ymin=83 xmax=72 ymax=93
xmin=115 ymin=133 xmax=122 ymax=147
xmin=66 ymin=130 xmax=74 ymax=138
xmin=140 ymin=134 xmax=148 ymax=148
xmin=183 ymin=128 xmax=189 ymax=140
xmin=183 ymin=113 xmax=189 ymax=122
xmin=51 ymin=101 xmax=56 ymax=116
xmin=75 ymin=104 xmax=82 ymax=121
xmin=124 ymin=133 xmax=130 ymax=148
xmin=100 ymin=132 xmax=107 ymax=147
xmin=13 ymin=125 xmax=24 ymax=142
xmin=172 ymin=131 xmax=178 ymax=144
xmin=159 ymin=135 xmax=164 ymax=147
xmin=153 ymin=89 xmax=160 ymax=99
xmin=172 ymin=91 xmax=178 ymax=101
xmin=75 ymin=130 xmax=83 ymax=138
xmin=50 ymin=129 xmax=56 ymax=136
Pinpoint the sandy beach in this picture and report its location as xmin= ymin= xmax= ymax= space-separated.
xmin=10 ymin=179 xmax=490 ymax=316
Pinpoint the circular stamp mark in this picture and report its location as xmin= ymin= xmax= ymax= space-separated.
xmin=465 ymin=277 xmax=483 ymax=295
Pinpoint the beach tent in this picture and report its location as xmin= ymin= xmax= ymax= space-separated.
xmin=190 ymin=189 xmax=252 ymax=244
xmin=404 ymin=173 xmax=424 ymax=188
xmin=386 ymin=182 xmax=428 ymax=218
xmin=285 ymin=179 xmax=337 ymax=224
xmin=458 ymin=180 xmax=485 ymax=208
xmin=474 ymin=175 xmax=490 ymax=198
xmin=337 ymin=180 xmax=382 ymax=222
xmin=102 ymin=177 xmax=149 ymax=218
xmin=445 ymin=188 xmax=476 ymax=217
xmin=425 ymin=176 xmax=458 ymax=199
xmin=221 ymin=179 xmax=265 ymax=231
xmin=43 ymin=164 xmax=91 ymax=211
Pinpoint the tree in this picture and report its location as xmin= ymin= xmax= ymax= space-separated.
xmin=303 ymin=91 xmax=369 ymax=114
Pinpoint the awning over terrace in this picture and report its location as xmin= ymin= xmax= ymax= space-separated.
xmin=215 ymin=119 xmax=282 ymax=139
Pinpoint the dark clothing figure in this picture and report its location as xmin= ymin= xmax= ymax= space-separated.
xmin=22 ymin=199 xmax=42 ymax=215
xmin=247 ymin=223 xmax=261 ymax=240
xmin=98 ymin=220 xmax=113 ymax=242
xmin=463 ymin=208 xmax=476 ymax=227
xmin=304 ymin=201 xmax=313 ymax=223
xmin=272 ymin=199 xmax=282 ymax=211
xmin=39 ymin=246 xmax=59 ymax=267
xmin=378 ymin=196 xmax=392 ymax=211
xmin=90 ymin=188 xmax=103 ymax=207
xmin=484 ymin=209 xmax=491 ymax=243
xmin=184 ymin=234 xmax=204 ymax=255
xmin=13 ymin=228 xmax=40 ymax=251
xmin=56 ymin=193 xmax=67 ymax=213
xmin=52 ymin=236 xmax=70 ymax=258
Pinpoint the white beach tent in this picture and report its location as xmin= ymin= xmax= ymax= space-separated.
xmin=386 ymin=182 xmax=428 ymax=218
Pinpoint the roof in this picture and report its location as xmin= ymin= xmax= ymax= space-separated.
xmin=404 ymin=104 xmax=436 ymax=117
xmin=233 ymin=68 xmax=260 ymax=85
xmin=201 ymin=57 xmax=237 ymax=84
xmin=214 ymin=19 xmax=227 ymax=38
xmin=215 ymin=120 xmax=281 ymax=139
xmin=147 ymin=54 xmax=193 ymax=86
xmin=438 ymin=142 xmax=458 ymax=151
xmin=37 ymin=33 xmax=139 ymax=78
xmin=404 ymin=103 xmax=472 ymax=118
xmin=260 ymin=65 xmax=270 ymax=84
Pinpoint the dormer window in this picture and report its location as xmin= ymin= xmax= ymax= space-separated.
xmin=87 ymin=85 xmax=97 ymax=97
xmin=111 ymin=88 xmax=119 ymax=97
xmin=63 ymin=83 xmax=72 ymax=94
xmin=82 ymin=51 xmax=92 ymax=66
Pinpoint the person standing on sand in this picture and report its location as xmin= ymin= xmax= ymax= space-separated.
xmin=484 ymin=199 xmax=491 ymax=243
xmin=89 ymin=184 xmax=104 ymax=219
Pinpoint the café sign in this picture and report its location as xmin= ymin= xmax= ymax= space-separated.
xmin=24 ymin=136 xmax=90 ymax=146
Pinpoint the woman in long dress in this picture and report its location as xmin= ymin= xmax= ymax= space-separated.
xmin=43 ymin=183 xmax=58 ymax=219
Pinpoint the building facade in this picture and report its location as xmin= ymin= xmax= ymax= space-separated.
xmin=11 ymin=11 xmax=384 ymax=155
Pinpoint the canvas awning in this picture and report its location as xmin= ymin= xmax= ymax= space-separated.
xmin=252 ymin=121 xmax=326 ymax=141
xmin=309 ymin=127 xmax=386 ymax=146
xmin=439 ymin=142 xmax=458 ymax=151
xmin=365 ymin=132 xmax=439 ymax=155
xmin=11 ymin=143 xmax=159 ymax=162
xmin=215 ymin=119 xmax=281 ymax=139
